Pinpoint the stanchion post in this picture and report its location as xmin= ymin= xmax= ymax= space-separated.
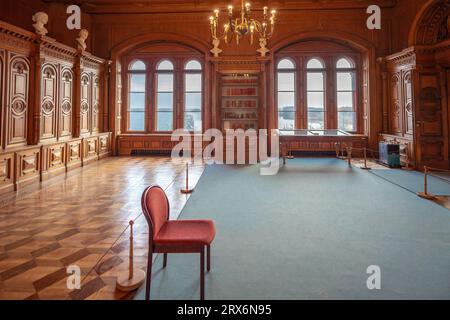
xmin=181 ymin=162 xmax=194 ymax=194
xmin=116 ymin=220 xmax=146 ymax=291
xmin=417 ymin=166 xmax=436 ymax=200
xmin=361 ymin=147 xmax=371 ymax=170
xmin=347 ymin=147 xmax=352 ymax=166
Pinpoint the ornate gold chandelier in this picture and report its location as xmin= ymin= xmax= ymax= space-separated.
xmin=209 ymin=0 xmax=276 ymax=56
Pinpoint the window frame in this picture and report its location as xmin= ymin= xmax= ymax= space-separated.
xmin=155 ymin=59 xmax=175 ymax=132
xmin=306 ymin=57 xmax=326 ymax=130
xmin=126 ymin=59 xmax=148 ymax=133
xmin=121 ymin=54 xmax=204 ymax=134
xmin=276 ymin=58 xmax=297 ymax=130
xmin=183 ymin=59 xmax=204 ymax=133
xmin=335 ymin=57 xmax=357 ymax=133
xmin=275 ymin=52 xmax=362 ymax=133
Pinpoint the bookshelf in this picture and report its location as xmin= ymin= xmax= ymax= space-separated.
xmin=220 ymin=74 xmax=260 ymax=131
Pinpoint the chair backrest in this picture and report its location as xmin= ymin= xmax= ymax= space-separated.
xmin=141 ymin=185 xmax=170 ymax=240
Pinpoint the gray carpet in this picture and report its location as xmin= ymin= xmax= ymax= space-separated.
xmin=370 ymin=169 xmax=450 ymax=195
xmin=135 ymin=158 xmax=450 ymax=300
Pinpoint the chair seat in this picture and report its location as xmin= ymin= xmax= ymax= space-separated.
xmin=154 ymin=220 xmax=216 ymax=246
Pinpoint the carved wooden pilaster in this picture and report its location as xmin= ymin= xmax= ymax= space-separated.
xmin=102 ymin=61 xmax=112 ymax=132
xmin=73 ymin=54 xmax=82 ymax=138
xmin=28 ymin=42 xmax=43 ymax=145
xmin=381 ymin=71 xmax=388 ymax=133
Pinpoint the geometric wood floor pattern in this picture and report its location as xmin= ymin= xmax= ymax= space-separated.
xmin=0 ymin=156 xmax=205 ymax=300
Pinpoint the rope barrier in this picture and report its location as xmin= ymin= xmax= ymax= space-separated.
xmin=80 ymin=160 xmax=205 ymax=287
xmin=418 ymin=166 xmax=450 ymax=200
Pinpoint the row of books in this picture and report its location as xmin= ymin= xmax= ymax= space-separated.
xmin=222 ymin=87 xmax=257 ymax=96
xmin=223 ymin=122 xmax=257 ymax=130
xmin=224 ymin=112 xmax=258 ymax=120
xmin=222 ymin=79 xmax=258 ymax=85
xmin=223 ymin=100 xmax=257 ymax=108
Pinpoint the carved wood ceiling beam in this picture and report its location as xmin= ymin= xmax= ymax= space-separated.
xmin=42 ymin=0 xmax=397 ymax=14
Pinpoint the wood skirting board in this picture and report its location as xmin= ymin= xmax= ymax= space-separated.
xmin=0 ymin=132 xmax=112 ymax=194
xmin=117 ymin=133 xmax=368 ymax=160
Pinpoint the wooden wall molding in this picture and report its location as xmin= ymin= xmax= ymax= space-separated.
xmin=409 ymin=0 xmax=450 ymax=46
xmin=0 ymin=20 xmax=113 ymax=195
xmin=382 ymin=47 xmax=417 ymax=70
xmin=42 ymin=0 xmax=397 ymax=14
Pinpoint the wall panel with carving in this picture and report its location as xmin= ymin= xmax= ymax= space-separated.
xmin=0 ymin=20 xmax=112 ymax=196
xmin=7 ymin=54 xmax=30 ymax=147
xmin=60 ymin=67 xmax=73 ymax=138
xmin=0 ymin=49 xmax=4 ymax=148
xmin=92 ymin=75 xmax=100 ymax=133
xmin=80 ymin=72 xmax=91 ymax=136
xmin=41 ymin=63 xmax=58 ymax=140
xmin=389 ymin=72 xmax=403 ymax=135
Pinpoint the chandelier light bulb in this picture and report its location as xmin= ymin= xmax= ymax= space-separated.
xmin=209 ymin=0 xmax=276 ymax=49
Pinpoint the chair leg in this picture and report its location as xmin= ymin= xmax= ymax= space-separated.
xmin=163 ymin=253 xmax=168 ymax=268
xmin=207 ymin=245 xmax=211 ymax=272
xmin=200 ymin=247 xmax=205 ymax=300
xmin=145 ymin=251 xmax=153 ymax=300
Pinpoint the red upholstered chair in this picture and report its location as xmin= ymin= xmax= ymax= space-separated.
xmin=141 ymin=185 xmax=216 ymax=300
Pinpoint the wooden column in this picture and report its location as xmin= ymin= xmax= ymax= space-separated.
xmin=73 ymin=54 xmax=82 ymax=138
xmin=28 ymin=41 xmax=43 ymax=145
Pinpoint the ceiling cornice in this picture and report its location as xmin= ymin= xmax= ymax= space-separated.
xmin=43 ymin=0 xmax=398 ymax=14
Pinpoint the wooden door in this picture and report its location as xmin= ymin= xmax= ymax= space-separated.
xmin=413 ymin=70 xmax=449 ymax=169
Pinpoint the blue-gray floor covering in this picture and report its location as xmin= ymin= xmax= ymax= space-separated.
xmin=370 ymin=168 xmax=450 ymax=196
xmin=135 ymin=158 xmax=450 ymax=300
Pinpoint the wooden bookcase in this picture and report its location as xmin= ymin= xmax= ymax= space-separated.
xmin=220 ymin=74 xmax=260 ymax=131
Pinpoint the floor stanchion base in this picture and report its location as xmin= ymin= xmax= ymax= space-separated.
xmin=181 ymin=189 xmax=194 ymax=194
xmin=361 ymin=167 xmax=372 ymax=170
xmin=417 ymin=192 xmax=437 ymax=200
xmin=116 ymin=269 xmax=146 ymax=292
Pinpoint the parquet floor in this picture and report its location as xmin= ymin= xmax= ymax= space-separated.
xmin=0 ymin=156 xmax=205 ymax=300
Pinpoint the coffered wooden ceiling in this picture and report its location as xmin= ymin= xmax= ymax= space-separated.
xmin=43 ymin=0 xmax=398 ymax=14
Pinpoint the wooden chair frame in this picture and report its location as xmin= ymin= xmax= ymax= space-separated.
xmin=141 ymin=185 xmax=211 ymax=300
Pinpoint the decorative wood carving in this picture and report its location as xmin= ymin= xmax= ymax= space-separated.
xmin=98 ymin=132 xmax=111 ymax=159
xmin=390 ymin=72 xmax=402 ymax=134
xmin=83 ymin=136 xmax=99 ymax=164
xmin=80 ymin=73 xmax=91 ymax=135
xmin=15 ymin=147 xmax=41 ymax=190
xmin=92 ymin=75 xmax=100 ymax=133
xmin=41 ymin=64 xmax=58 ymax=140
xmin=8 ymin=55 xmax=29 ymax=146
xmin=0 ymin=152 xmax=14 ymax=195
xmin=60 ymin=68 xmax=73 ymax=138
xmin=413 ymin=0 xmax=450 ymax=45
xmin=66 ymin=138 xmax=83 ymax=171
xmin=403 ymin=71 xmax=414 ymax=135
xmin=42 ymin=142 xmax=66 ymax=180
xmin=0 ymin=51 xmax=3 ymax=149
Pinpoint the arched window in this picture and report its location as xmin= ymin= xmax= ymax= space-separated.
xmin=336 ymin=58 xmax=356 ymax=131
xmin=277 ymin=59 xmax=296 ymax=130
xmin=156 ymin=60 xmax=174 ymax=131
xmin=128 ymin=60 xmax=146 ymax=131
xmin=184 ymin=60 xmax=202 ymax=132
xmin=306 ymin=58 xmax=325 ymax=130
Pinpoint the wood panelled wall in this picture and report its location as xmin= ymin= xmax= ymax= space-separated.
xmin=380 ymin=0 xmax=450 ymax=169
xmin=101 ymin=0 xmax=397 ymax=155
xmin=2 ymin=0 xmax=446 ymax=169
xmin=0 ymin=21 xmax=111 ymax=195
